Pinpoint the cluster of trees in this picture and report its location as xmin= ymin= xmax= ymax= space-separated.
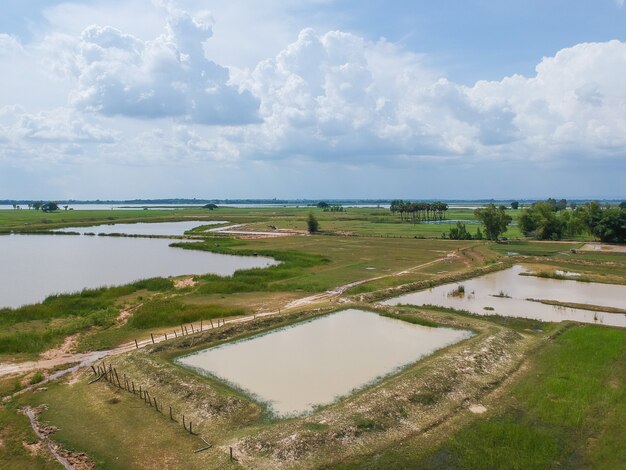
xmin=390 ymin=200 xmax=449 ymax=223
xmin=445 ymin=222 xmax=483 ymax=240
xmin=29 ymin=201 xmax=60 ymax=212
xmin=317 ymin=202 xmax=344 ymax=212
xmin=519 ymin=201 xmax=626 ymax=242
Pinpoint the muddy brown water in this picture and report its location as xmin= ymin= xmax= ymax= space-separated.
xmin=383 ymin=265 xmax=626 ymax=328
xmin=0 ymin=234 xmax=277 ymax=309
xmin=177 ymin=309 xmax=472 ymax=417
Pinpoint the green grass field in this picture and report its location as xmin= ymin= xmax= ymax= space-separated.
xmin=340 ymin=324 xmax=626 ymax=469
xmin=0 ymin=206 xmax=522 ymax=238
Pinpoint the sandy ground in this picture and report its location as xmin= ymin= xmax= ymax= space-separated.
xmin=207 ymin=223 xmax=302 ymax=238
xmin=40 ymin=334 xmax=79 ymax=361
xmin=580 ymin=243 xmax=626 ymax=253
xmin=173 ymin=277 xmax=197 ymax=289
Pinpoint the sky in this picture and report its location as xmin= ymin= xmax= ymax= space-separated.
xmin=1 ymin=0 xmax=625 ymax=199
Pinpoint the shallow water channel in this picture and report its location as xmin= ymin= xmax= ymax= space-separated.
xmin=55 ymin=220 xmax=224 ymax=236
xmin=383 ymin=265 xmax=626 ymax=328
xmin=0 ymin=233 xmax=277 ymax=309
xmin=177 ymin=309 xmax=472 ymax=417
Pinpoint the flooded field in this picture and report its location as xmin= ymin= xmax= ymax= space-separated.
xmin=177 ymin=309 xmax=472 ymax=417
xmin=383 ymin=265 xmax=626 ymax=328
xmin=55 ymin=220 xmax=225 ymax=236
xmin=0 ymin=234 xmax=277 ymax=308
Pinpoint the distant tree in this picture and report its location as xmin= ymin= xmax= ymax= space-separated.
xmin=545 ymin=198 xmax=568 ymax=211
xmin=307 ymin=212 xmax=319 ymax=233
xmin=498 ymin=205 xmax=507 ymax=211
xmin=63 ymin=205 xmax=69 ymax=211
xmin=317 ymin=202 xmax=330 ymax=209
xmin=620 ymin=201 xmax=626 ymax=210
xmin=203 ymin=203 xmax=218 ymax=210
xmin=474 ymin=227 xmax=484 ymax=240
xmin=32 ymin=201 xmax=43 ymax=211
xmin=474 ymin=204 xmax=512 ymax=241
xmin=510 ymin=201 xmax=519 ymax=210
xmin=41 ymin=202 xmax=59 ymax=212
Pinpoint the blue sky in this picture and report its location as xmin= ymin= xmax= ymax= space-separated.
xmin=0 ymin=0 xmax=625 ymax=199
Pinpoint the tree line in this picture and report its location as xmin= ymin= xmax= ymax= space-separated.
xmin=390 ymin=200 xmax=449 ymax=223
xmin=518 ymin=200 xmax=625 ymax=243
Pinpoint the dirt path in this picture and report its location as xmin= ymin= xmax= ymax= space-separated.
xmin=208 ymin=223 xmax=297 ymax=237
xmin=0 ymin=250 xmax=458 ymax=380
xmin=284 ymin=251 xmax=457 ymax=309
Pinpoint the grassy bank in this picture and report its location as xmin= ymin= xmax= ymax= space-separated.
xmin=0 ymin=278 xmax=172 ymax=355
xmin=343 ymin=324 xmax=626 ymax=469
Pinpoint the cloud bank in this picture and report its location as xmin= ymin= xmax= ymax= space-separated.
xmin=1 ymin=5 xmax=626 ymax=174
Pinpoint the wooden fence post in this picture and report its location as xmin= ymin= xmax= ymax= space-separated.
xmin=135 ymin=339 xmax=139 ymax=349
xmin=150 ymin=333 xmax=155 ymax=344
xmin=169 ymin=406 xmax=173 ymax=420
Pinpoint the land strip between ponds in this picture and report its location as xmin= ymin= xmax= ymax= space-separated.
xmin=0 ymin=246 xmax=463 ymax=379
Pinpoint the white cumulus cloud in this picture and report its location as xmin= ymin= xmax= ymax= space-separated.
xmin=227 ymin=30 xmax=626 ymax=164
xmin=59 ymin=9 xmax=260 ymax=125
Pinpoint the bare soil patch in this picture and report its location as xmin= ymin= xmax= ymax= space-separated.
xmin=40 ymin=334 xmax=80 ymax=361
xmin=173 ymin=277 xmax=197 ymax=289
xmin=580 ymin=243 xmax=626 ymax=253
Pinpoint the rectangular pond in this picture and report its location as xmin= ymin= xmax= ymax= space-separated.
xmin=177 ymin=309 xmax=472 ymax=417
xmin=382 ymin=265 xmax=626 ymax=328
